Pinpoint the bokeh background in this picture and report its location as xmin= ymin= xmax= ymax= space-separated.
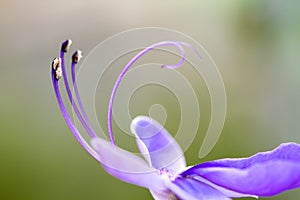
xmin=1 ymin=0 xmax=300 ymax=199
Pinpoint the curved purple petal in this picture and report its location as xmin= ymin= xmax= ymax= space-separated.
xmin=181 ymin=143 xmax=300 ymax=197
xmin=168 ymin=176 xmax=231 ymax=200
xmin=130 ymin=116 xmax=186 ymax=171
xmin=91 ymin=137 xmax=166 ymax=192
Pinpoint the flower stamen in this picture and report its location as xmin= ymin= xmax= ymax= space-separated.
xmin=70 ymin=50 xmax=97 ymax=138
xmin=51 ymin=64 xmax=99 ymax=161
xmin=61 ymin=39 xmax=72 ymax=53
xmin=51 ymin=40 xmax=99 ymax=159
xmin=51 ymin=39 xmax=201 ymax=154
xmin=52 ymin=57 xmax=62 ymax=80
xmin=72 ymin=50 xmax=82 ymax=64
xmin=59 ymin=40 xmax=97 ymax=138
xmin=107 ymin=41 xmax=187 ymax=145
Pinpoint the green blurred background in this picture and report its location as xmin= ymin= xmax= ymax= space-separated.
xmin=1 ymin=0 xmax=300 ymax=199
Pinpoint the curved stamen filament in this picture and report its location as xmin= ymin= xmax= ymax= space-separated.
xmin=60 ymin=49 xmax=97 ymax=138
xmin=52 ymin=69 xmax=99 ymax=161
xmin=71 ymin=53 xmax=97 ymax=138
xmin=107 ymin=41 xmax=187 ymax=145
xmin=52 ymin=40 xmax=202 ymax=156
xmin=178 ymin=41 xmax=202 ymax=60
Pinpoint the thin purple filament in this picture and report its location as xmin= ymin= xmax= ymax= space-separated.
xmin=52 ymin=69 xmax=100 ymax=161
xmin=178 ymin=42 xmax=202 ymax=60
xmin=60 ymin=50 xmax=97 ymax=138
xmin=107 ymin=41 xmax=187 ymax=145
xmin=52 ymin=40 xmax=202 ymax=155
xmin=71 ymin=61 xmax=97 ymax=138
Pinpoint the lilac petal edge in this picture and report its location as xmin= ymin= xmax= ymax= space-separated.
xmin=181 ymin=143 xmax=300 ymax=197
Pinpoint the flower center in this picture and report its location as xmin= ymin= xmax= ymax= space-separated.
xmin=159 ymin=168 xmax=177 ymax=180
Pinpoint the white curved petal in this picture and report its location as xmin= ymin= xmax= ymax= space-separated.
xmin=131 ymin=116 xmax=186 ymax=171
xmin=91 ymin=137 xmax=164 ymax=191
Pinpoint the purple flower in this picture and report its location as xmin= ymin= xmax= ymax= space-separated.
xmin=51 ymin=39 xmax=300 ymax=199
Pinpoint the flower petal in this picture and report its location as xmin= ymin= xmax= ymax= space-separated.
xmin=150 ymin=189 xmax=179 ymax=200
xmin=130 ymin=116 xmax=186 ymax=171
xmin=181 ymin=143 xmax=300 ymax=197
xmin=91 ymin=137 xmax=165 ymax=191
xmin=168 ymin=177 xmax=231 ymax=200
